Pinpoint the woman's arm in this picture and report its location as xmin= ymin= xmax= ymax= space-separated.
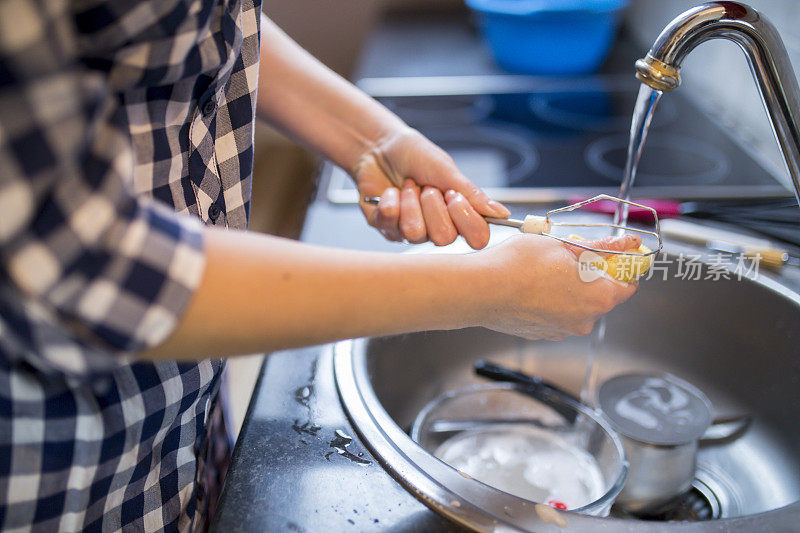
xmin=139 ymin=17 xmax=638 ymax=363
xmin=142 ymin=228 xmax=640 ymax=361
xmin=143 ymin=228 xmax=479 ymax=359
xmin=255 ymin=17 xmax=510 ymax=248
xmin=255 ymin=16 xmax=405 ymax=177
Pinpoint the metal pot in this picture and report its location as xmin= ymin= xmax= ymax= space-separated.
xmin=597 ymin=373 xmax=749 ymax=515
xmin=611 ymin=431 xmax=701 ymax=513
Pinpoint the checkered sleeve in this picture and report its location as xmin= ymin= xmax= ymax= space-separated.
xmin=0 ymin=0 xmax=206 ymax=374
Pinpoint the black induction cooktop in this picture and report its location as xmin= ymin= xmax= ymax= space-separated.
xmin=324 ymin=75 xmax=792 ymax=203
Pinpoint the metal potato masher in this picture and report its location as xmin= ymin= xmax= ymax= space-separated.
xmin=363 ymin=193 xmax=663 ymax=257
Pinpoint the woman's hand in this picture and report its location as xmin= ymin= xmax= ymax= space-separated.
xmin=254 ymin=20 xmax=508 ymax=248
xmin=253 ymin=20 xmax=507 ymax=248
xmin=353 ymin=127 xmax=510 ymax=249
xmin=466 ymin=234 xmax=641 ymax=340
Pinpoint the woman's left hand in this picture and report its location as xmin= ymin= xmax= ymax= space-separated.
xmin=352 ymin=127 xmax=510 ymax=249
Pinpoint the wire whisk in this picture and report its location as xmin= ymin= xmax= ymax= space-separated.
xmin=363 ymin=194 xmax=662 ymax=256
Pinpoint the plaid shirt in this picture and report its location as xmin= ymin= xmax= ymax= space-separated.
xmin=0 ymin=0 xmax=261 ymax=529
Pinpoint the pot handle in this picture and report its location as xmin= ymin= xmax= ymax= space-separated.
xmin=473 ymin=360 xmax=587 ymax=424
xmin=699 ymin=414 xmax=752 ymax=445
xmin=474 ymin=360 xmax=581 ymax=402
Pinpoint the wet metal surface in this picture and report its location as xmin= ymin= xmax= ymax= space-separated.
xmin=210 ymin=347 xmax=462 ymax=532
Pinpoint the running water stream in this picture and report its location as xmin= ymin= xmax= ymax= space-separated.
xmin=580 ymin=84 xmax=663 ymax=404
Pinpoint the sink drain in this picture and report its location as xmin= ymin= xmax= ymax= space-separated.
xmin=612 ymin=475 xmax=724 ymax=522
xmin=638 ymin=482 xmax=721 ymax=522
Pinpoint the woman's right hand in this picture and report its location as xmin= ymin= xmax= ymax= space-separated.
xmin=465 ymin=233 xmax=641 ymax=341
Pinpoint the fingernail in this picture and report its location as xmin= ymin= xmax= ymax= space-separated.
xmin=403 ymin=178 xmax=415 ymax=189
xmin=445 ymin=189 xmax=457 ymax=202
xmin=488 ymin=200 xmax=511 ymax=217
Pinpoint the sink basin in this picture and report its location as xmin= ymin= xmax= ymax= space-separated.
xmin=333 ymin=244 xmax=800 ymax=531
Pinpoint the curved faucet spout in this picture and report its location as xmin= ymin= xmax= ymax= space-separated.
xmin=635 ymin=1 xmax=800 ymax=203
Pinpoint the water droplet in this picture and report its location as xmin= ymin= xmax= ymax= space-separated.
xmin=292 ymin=420 xmax=321 ymax=436
xmin=327 ymin=429 xmax=371 ymax=465
xmin=294 ymin=385 xmax=312 ymax=407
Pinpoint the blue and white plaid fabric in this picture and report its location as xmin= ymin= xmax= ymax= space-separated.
xmin=0 ymin=0 xmax=262 ymax=529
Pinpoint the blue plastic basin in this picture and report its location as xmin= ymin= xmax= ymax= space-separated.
xmin=466 ymin=0 xmax=628 ymax=75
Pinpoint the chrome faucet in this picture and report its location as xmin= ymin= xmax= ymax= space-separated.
xmin=635 ymin=1 xmax=800 ymax=204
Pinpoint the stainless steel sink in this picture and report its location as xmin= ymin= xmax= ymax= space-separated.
xmin=333 ymin=244 xmax=800 ymax=531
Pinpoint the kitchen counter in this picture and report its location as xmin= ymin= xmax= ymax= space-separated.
xmin=209 ymin=345 xmax=461 ymax=532
xmin=210 ymin=9 xmax=800 ymax=533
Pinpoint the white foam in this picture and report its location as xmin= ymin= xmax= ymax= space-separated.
xmin=434 ymin=425 xmax=605 ymax=510
xmin=613 ymin=377 xmax=693 ymax=432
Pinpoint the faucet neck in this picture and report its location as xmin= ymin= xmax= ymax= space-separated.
xmin=636 ymin=2 xmax=800 ymax=203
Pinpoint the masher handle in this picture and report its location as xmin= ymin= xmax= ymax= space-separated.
xmin=362 ymin=197 xmax=551 ymax=235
